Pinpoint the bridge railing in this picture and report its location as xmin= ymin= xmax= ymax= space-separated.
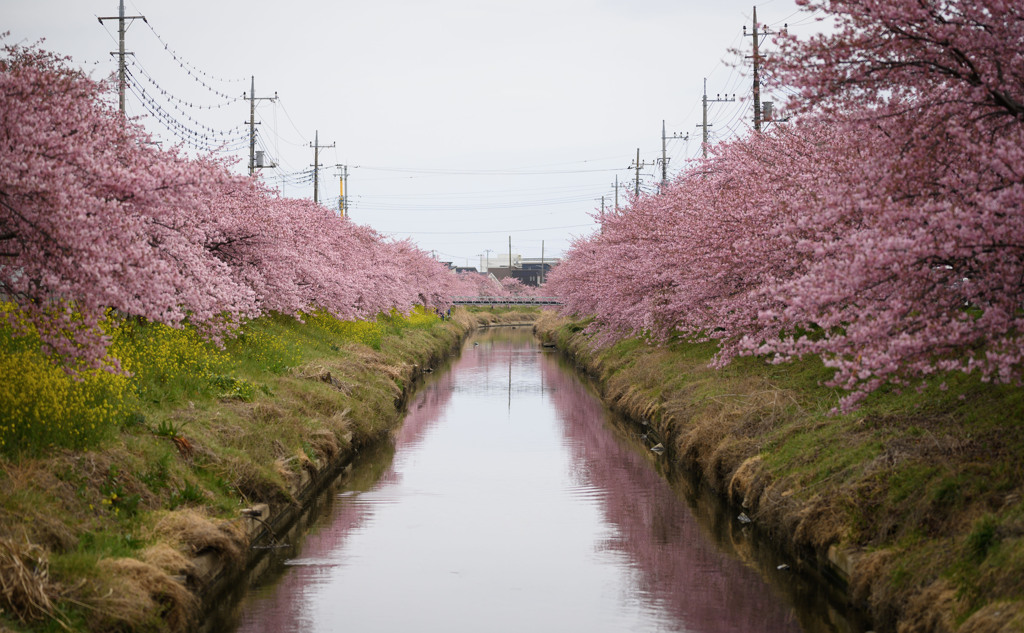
xmin=451 ymin=296 xmax=562 ymax=306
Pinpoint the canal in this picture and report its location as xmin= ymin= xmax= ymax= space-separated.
xmin=220 ymin=327 xmax=866 ymax=633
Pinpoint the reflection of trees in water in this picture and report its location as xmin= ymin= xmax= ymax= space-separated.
xmin=232 ymin=333 xmax=538 ymax=632
xmin=235 ymin=333 xmax=831 ymax=633
xmin=393 ymin=365 xmax=456 ymax=452
xmin=395 ymin=329 xmax=541 ymax=446
xmin=540 ymin=352 xmax=804 ymax=633
xmin=451 ymin=328 xmax=547 ymax=402
xmin=232 ymin=352 xmax=464 ymax=632
xmin=229 ymin=436 xmax=398 ymax=632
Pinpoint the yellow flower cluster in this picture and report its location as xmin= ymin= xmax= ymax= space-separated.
xmin=0 ymin=303 xmax=130 ymax=453
xmin=306 ymin=310 xmax=386 ymax=349
xmin=404 ymin=305 xmax=441 ymax=329
xmin=335 ymin=320 xmax=385 ymax=349
xmin=231 ymin=325 xmax=301 ymax=374
xmin=109 ymin=319 xmax=230 ymax=395
xmin=0 ymin=301 xmax=447 ymax=455
xmin=374 ymin=306 xmax=441 ymax=339
xmin=0 ymin=347 xmax=132 ymax=453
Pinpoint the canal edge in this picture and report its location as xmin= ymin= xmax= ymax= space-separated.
xmin=532 ymin=316 xmax=878 ymax=630
xmin=195 ymin=310 xmax=542 ymax=629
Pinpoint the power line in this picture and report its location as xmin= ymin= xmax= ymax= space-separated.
xmin=126 ymin=56 xmax=241 ymax=111
xmin=378 ymin=223 xmax=595 ymax=236
xmin=137 ymin=12 xmax=246 ymax=89
xmin=125 ymin=60 xmax=245 ymax=137
xmin=125 ymin=75 xmax=247 ymax=151
xmin=355 ymin=193 xmax=603 ymax=212
xmin=355 ymin=165 xmax=624 ymax=176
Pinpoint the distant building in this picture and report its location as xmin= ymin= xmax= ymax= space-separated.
xmin=481 ymin=254 xmax=558 ymax=287
xmin=480 ymin=255 xmax=522 ymax=271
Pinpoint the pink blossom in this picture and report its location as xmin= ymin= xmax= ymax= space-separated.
xmin=550 ymin=0 xmax=1024 ymax=410
xmin=1 ymin=43 xmax=457 ymax=368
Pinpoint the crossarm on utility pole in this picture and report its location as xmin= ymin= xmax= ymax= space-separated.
xmin=97 ymin=0 xmax=146 ymax=115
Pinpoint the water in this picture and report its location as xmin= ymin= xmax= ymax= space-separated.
xmin=223 ymin=327 xmax=864 ymax=633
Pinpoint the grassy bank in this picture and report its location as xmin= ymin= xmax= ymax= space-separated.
xmin=534 ymin=313 xmax=1024 ymax=633
xmin=0 ymin=305 xmax=538 ymax=632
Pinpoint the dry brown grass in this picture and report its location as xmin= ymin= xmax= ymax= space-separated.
xmin=532 ymin=311 xmax=563 ymax=336
xmin=728 ymin=456 xmax=767 ymax=508
xmin=0 ymin=448 xmax=176 ymax=560
xmin=151 ymin=509 xmax=246 ymax=567
xmin=140 ymin=544 xmax=195 ymax=579
xmin=90 ymin=558 xmax=197 ymax=633
xmin=665 ymin=387 xmax=790 ymax=489
xmin=791 ymin=493 xmax=847 ymax=550
xmin=309 ymin=428 xmax=341 ymax=462
xmin=0 ymin=537 xmax=56 ymax=624
xmin=334 ymin=342 xmax=385 ymax=367
xmin=897 ymin=580 xmax=960 ymax=633
xmin=960 ymin=602 xmax=1024 ymax=633
xmin=291 ymin=362 xmax=355 ymax=396
xmin=220 ymin=456 xmax=290 ymax=507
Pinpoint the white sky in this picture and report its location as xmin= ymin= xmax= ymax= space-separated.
xmin=5 ymin=0 xmax=821 ymax=268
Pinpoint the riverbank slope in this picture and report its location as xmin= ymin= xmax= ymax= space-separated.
xmin=534 ymin=312 xmax=1024 ymax=633
xmin=0 ymin=307 xmax=538 ymax=632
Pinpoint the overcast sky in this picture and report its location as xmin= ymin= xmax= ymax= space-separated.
xmin=6 ymin=0 xmax=821 ymax=268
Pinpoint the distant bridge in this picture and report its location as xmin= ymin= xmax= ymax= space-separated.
xmin=452 ymin=296 xmax=562 ymax=307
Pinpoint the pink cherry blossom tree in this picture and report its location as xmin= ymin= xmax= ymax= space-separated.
xmin=450 ymin=270 xmax=504 ymax=298
xmin=1 ymin=43 xmax=458 ymax=369
xmin=551 ymin=0 xmax=1024 ymax=409
xmin=756 ymin=0 xmax=1024 ymax=407
xmin=499 ymin=276 xmax=530 ymax=298
xmin=1 ymin=45 xmax=254 ymax=367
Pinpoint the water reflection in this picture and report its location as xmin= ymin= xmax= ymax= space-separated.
xmin=540 ymin=353 xmax=802 ymax=633
xmin=227 ymin=328 xmax=847 ymax=633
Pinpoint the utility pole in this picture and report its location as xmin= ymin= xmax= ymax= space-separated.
xmin=629 ymin=148 xmax=654 ymax=198
xmin=334 ymin=164 xmax=349 ymax=217
xmin=309 ymin=130 xmax=335 ymax=205
xmin=660 ymin=120 xmax=689 ymax=187
xmin=752 ymin=6 xmax=762 ymax=132
xmin=97 ymin=0 xmax=146 ymax=115
xmin=743 ymin=7 xmax=781 ymax=132
xmin=246 ymin=77 xmax=277 ymax=177
xmin=482 ymin=249 xmax=493 ymax=272
xmin=695 ymin=78 xmax=735 ymax=159
xmin=541 ymin=240 xmax=545 ymax=286
xmin=508 ymin=236 xmax=513 ymax=270
xmin=613 ymin=175 xmax=620 ymax=211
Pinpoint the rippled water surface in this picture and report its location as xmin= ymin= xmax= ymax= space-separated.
xmin=226 ymin=328 xmax=856 ymax=633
